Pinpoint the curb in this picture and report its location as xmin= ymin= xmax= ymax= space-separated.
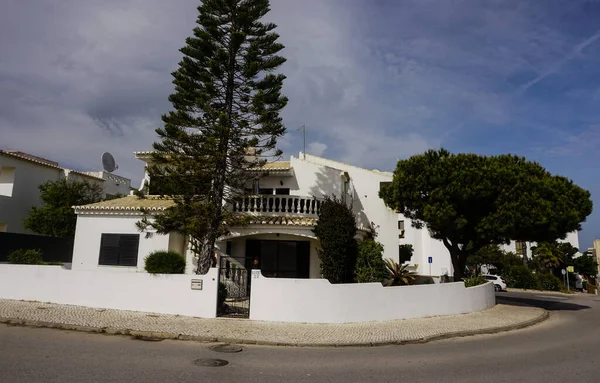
xmin=0 ymin=308 xmax=550 ymax=348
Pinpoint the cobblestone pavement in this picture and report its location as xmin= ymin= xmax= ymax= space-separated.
xmin=0 ymin=299 xmax=546 ymax=346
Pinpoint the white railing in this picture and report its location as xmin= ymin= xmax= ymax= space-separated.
xmin=231 ymin=195 xmax=322 ymax=216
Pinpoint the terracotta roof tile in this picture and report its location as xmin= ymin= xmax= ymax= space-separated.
xmin=74 ymin=195 xmax=175 ymax=211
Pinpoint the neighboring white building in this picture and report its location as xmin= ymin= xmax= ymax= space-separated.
xmin=71 ymin=151 xmax=454 ymax=277
xmin=0 ymin=150 xmax=131 ymax=234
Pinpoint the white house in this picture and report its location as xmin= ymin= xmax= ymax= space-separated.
xmin=71 ymin=151 xmax=456 ymax=279
xmin=0 ymin=150 xmax=131 ymax=234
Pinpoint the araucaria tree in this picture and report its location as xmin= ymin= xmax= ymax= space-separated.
xmin=313 ymin=196 xmax=358 ymax=284
xmin=380 ymin=149 xmax=592 ymax=280
xmin=138 ymin=0 xmax=288 ymax=274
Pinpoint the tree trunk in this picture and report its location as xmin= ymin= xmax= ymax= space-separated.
xmin=450 ymin=251 xmax=467 ymax=281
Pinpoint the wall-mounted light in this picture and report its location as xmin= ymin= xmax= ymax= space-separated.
xmin=280 ymin=180 xmax=284 ymax=186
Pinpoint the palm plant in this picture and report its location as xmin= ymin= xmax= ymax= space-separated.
xmin=384 ymin=259 xmax=416 ymax=286
xmin=532 ymin=242 xmax=565 ymax=273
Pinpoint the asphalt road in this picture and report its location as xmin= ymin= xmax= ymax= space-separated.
xmin=1 ymin=291 xmax=598 ymax=383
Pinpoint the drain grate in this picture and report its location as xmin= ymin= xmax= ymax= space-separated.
xmin=210 ymin=344 xmax=243 ymax=353
xmin=194 ymin=358 xmax=229 ymax=367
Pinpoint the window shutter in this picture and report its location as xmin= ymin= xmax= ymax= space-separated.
xmin=119 ymin=235 xmax=140 ymax=267
xmin=99 ymin=234 xmax=120 ymax=265
xmin=98 ymin=234 xmax=140 ymax=267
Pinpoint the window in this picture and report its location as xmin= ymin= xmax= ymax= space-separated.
xmin=258 ymin=188 xmax=274 ymax=195
xmin=515 ymin=241 xmax=526 ymax=253
xmin=98 ymin=234 xmax=140 ymax=266
xmin=0 ymin=166 xmax=16 ymax=197
xmin=275 ymin=188 xmax=290 ymax=195
xmin=398 ymin=220 xmax=405 ymax=238
xmin=0 ymin=223 xmax=7 ymax=232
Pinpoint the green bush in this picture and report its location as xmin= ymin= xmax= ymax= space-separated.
xmin=355 ymin=238 xmax=386 ymax=283
xmin=144 ymin=250 xmax=186 ymax=274
xmin=313 ymin=195 xmax=358 ymax=283
xmin=503 ymin=266 xmax=537 ymax=289
xmin=463 ymin=275 xmax=486 ymax=287
xmin=8 ymin=249 xmax=44 ymax=265
xmin=535 ymin=273 xmax=562 ymax=291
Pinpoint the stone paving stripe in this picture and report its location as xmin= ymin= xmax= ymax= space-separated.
xmin=0 ymin=299 xmax=547 ymax=347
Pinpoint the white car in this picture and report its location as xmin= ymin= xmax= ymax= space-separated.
xmin=482 ymin=274 xmax=507 ymax=292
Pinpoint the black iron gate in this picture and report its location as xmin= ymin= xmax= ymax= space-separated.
xmin=218 ymin=257 xmax=250 ymax=318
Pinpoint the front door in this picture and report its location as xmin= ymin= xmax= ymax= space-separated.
xmin=246 ymin=240 xmax=310 ymax=278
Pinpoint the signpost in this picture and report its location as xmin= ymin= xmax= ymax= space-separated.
xmin=562 ymin=269 xmax=567 ymax=290
xmin=428 ymin=257 xmax=433 ymax=276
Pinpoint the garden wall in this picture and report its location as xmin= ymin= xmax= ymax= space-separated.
xmin=0 ymin=265 xmax=218 ymax=318
xmin=249 ymin=271 xmax=495 ymax=323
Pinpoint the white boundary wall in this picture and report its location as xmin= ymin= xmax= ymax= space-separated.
xmin=0 ymin=265 xmax=218 ymax=318
xmin=249 ymin=272 xmax=495 ymax=323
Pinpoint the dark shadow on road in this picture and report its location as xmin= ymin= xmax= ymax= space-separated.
xmin=496 ymin=295 xmax=591 ymax=311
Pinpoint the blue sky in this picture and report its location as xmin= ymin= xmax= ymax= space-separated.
xmin=1 ymin=0 xmax=599 ymax=248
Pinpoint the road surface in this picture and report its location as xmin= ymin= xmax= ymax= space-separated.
xmin=0 ymin=291 xmax=598 ymax=383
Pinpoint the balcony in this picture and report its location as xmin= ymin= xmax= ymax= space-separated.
xmin=231 ymin=195 xmax=322 ymax=217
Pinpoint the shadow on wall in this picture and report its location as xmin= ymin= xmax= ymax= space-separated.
xmin=308 ymin=166 xmax=369 ymax=229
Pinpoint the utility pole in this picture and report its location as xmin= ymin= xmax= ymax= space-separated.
xmin=297 ymin=125 xmax=306 ymax=158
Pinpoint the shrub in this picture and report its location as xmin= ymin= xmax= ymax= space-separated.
xmin=463 ymin=275 xmax=486 ymax=287
xmin=355 ymin=238 xmax=386 ymax=283
xmin=8 ymin=249 xmax=44 ymax=265
xmin=313 ymin=195 xmax=358 ymax=283
xmin=144 ymin=250 xmax=186 ymax=274
xmin=535 ymin=273 xmax=562 ymax=291
xmin=384 ymin=259 xmax=416 ymax=286
xmin=503 ymin=265 xmax=537 ymax=289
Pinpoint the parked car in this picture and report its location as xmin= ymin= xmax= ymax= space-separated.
xmin=482 ymin=274 xmax=507 ymax=292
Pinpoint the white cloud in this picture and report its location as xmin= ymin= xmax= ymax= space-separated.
xmin=307 ymin=142 xmax=327 ymax=157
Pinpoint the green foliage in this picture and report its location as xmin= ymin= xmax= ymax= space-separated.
xmin=531 ymin=242 xmax=566 ymax=273
xmin=535 ymin=273 xmax=562 ymax=291
xmin=399 ymin=244 xmax=414 ymax=263
xmin=217 ymin=282 xmax=227 ymax=314
xmin=380 ymin=148 xmax=593 ymax=280
xmin=463 ymin=275 xmax=486 ymax=287
xmin=137 ymin=0 xmax=288 ymax=275
xmin=503 ymin=266 xmax=538 ymax=290
xmin=384 ymin=259 xmax=416 ymax=286
xmin=8 ymin=249 xmax=44 ymax=265
xmin=144 ymin=251 xmax=186 ymax=274
xmin=355 ymin=238 xmax=386 ymax=283
xmin=573 ymin=254 xmax=599 ymax=279
xmin=313 ymin=196 xmax=358 ymax=283
xmin=24 ymin=179 xmax=103 ymax=238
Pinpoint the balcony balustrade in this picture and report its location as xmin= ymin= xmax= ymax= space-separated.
xmin=231 ymin=195 xmax=322 ymax=217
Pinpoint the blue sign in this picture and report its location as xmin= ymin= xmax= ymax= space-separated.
xmin=428 ymin=257 xmax=433 ymax=264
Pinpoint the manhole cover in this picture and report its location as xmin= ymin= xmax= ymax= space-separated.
xmin=194 ymin=358 xmax=229 ymax=367
xmin=210 ymin=344 xmax=243 ymax=353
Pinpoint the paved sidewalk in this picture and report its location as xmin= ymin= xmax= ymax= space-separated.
xmin=0 ymin=299 xmax=547 ymax=347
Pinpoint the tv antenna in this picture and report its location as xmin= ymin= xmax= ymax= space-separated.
xmin=101 ymin=152 xmax=118 ymax=173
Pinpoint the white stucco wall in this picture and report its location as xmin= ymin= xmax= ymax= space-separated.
xmin=0 ymin=265 xmax=218 ymax=318
xmin=0 ymin=155 xmax=63 ymax=234
xmin=250 ymin=272 xmax=495 ymax=323
xmin=72 ymin=214 xmax=178 ymax=273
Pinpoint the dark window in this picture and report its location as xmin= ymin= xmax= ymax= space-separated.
xmin=275 ymin=188 xmax=290 ymax=195
xmin=226 ymin=241 xmax=232 ymax=256
xmin=98 ymin=234 xmax=140 ymax=267
xmin=258 ymin=188 xmax=274 ymax=195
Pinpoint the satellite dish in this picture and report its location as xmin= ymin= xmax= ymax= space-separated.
xmin=101 ymin=152 xmax=118 ymax=173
